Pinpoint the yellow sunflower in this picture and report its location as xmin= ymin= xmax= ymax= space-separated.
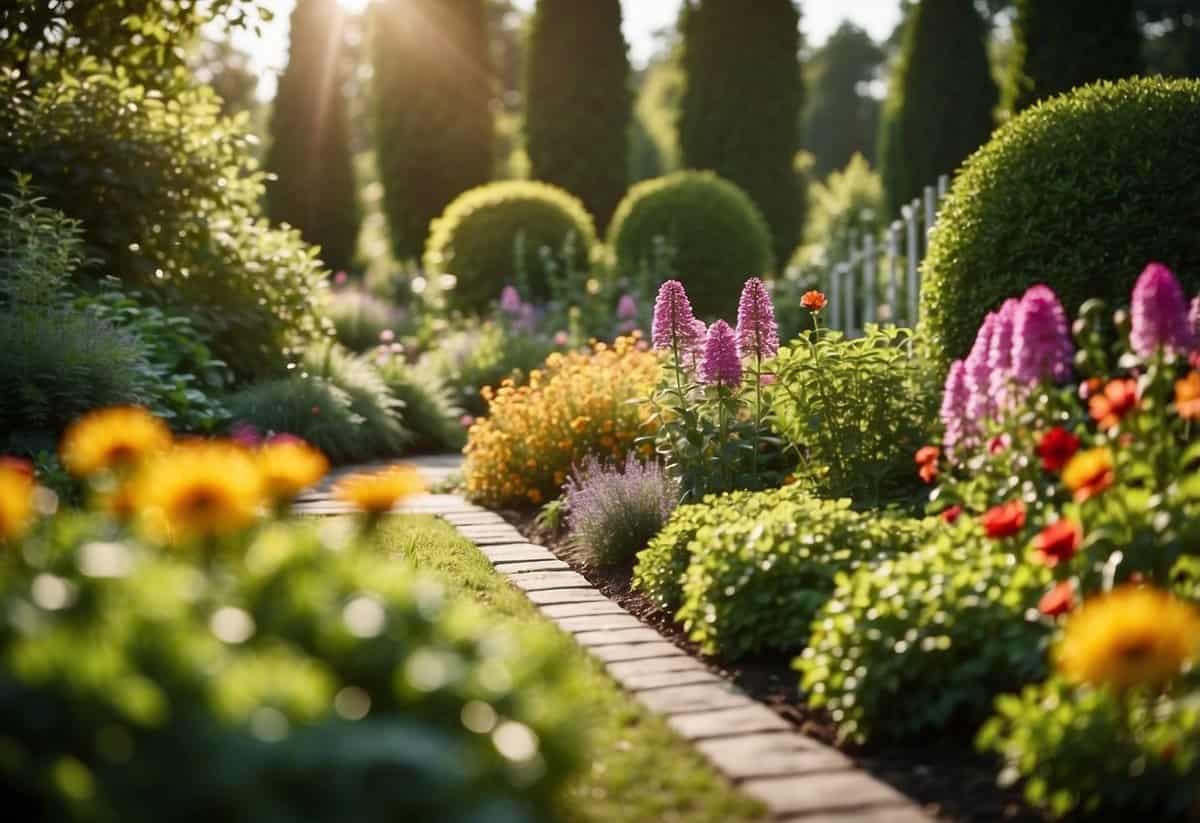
xmin=132 ymin=442 xmax=265 ymax=543
xmin=0 ymin=463 xmax=35 ymax=543
xmin=1056 ymin=586 xmax=1200 ymax=691
xmin=60 ymin=407 xmax=172 ymax=478
xmin=333 ymin=465 xmax=424 ymax=514
xmin=256 ymin=439 xmax=329 ymax=504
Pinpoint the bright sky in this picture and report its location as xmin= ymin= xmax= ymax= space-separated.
xmin=233 ymin=0 xmax=902 ymax=100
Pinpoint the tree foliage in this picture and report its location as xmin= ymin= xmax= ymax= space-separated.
xmin=878 ymin=0 xmax=997 ymax=217
xmin=678 ymin=0 xmax=802 ymax=264
xmin=372 ymin=0 xmax=494 ymax=261
xmin=524 ymin=0 xmax=630 ymax=228
xmin=265 ymin=0 xmax=361 ymax=273
xmin=802 ymin=22 xmax=884 ymax=178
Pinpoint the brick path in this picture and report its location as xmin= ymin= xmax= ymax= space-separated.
xmin=296 ymin=455 xmax=934 ymax=823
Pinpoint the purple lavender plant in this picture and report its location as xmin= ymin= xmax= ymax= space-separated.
xmin=565 ymin=454 xmax=679 ymax=568
xmin=964 ymin=311 xmax=997 ymax=423
xmin=700 ymin=320 xmax=743 ymax=387
xmin=987 ymin=298 xmax=1020 ymax=411
xmin=940 ymin=359 xmax=973 ymax=460
xmin=1012 ymin=285 xmax=1074 ymax=386
xmin=735 ymin=277 xmax=780 ymax=361
xmin=1130 ymin=262 xmax=1195 ymax=358
xmin=651 ymin=280 xmax=702 ymax=354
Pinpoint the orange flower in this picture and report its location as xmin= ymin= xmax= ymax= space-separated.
xmin=980 ymin=500 xmax=1026 ymax=539
xmin=1038 ymin=580 xmax=1075 ymax=617
xmin=1032 ymin=519 xmax=1082 ymax=567
xmin=800 ymin=290 xmax=828 ymax=312
xmin=1061 ymin=448 xmax=1114 ymax=502
xmin=915 ymin=445 xmax=939 ymax=484
xmin=1175 ymin=371 xmax=1200 ymax=420
xmin=1088 ymin=378 xmax=1138 ymax=431
xmin=334 ymin=465 xmax=424 ymax=515
xmin=0 ymin=462 xmax=35 ymax=543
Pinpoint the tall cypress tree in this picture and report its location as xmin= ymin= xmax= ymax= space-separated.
xmin=524 ymin=0 xmax=630 ymax=228
xmin=878 ymin=0 xmax=997 ymax=217
xmin=678 ymin=0 xmax=802 ymax=264
xmin=265 ymin=0 xmax=361 ymax=273
xmin=802 ymin=22 xmax=884 ymax=178
xmin=1005 ymin=0 xmax=1143 ymax=113
xmin=372 ymin=0 xmax=494 ymax=261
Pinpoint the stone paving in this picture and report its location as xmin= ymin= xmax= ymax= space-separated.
xmin=297 ymin=455 xmax=934 ymax=823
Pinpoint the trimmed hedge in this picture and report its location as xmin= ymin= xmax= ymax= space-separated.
xmin=608 ymin=171 xmax=773 ymax=317
xmin=424 ymin=181 xmax=596 ymax=313
xmin=920 ymin=77 xmax=1200 ymax=373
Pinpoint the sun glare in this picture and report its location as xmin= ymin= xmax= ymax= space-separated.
xmin=336 ymin=0 xmax=370 ymax=13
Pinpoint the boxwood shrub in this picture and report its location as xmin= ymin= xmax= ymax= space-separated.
xmin=424 ymin=180 xmax=596 ymax=313
xmin=607 ymin=171 xmax=774 ymax=317
xmin=796 ymin=527 xmax=1050 ymax=744
xmin=676 ymin=490 xmax=940 ymax=659
xmin=920 ymin=77 xmax=1200 ymax=372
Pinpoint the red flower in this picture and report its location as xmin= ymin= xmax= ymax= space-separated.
xmin=1088 ymin=378 xmax=1138 ymax=431
xmin=941 ymin=505 xmax=963 ymax=524
xmin=1038 ymin=581 xmax=1075 ymax=617
xmin=981 ymin=500 xmax=1026 ymax=539
xmin=1036 ymin=426 xmax=1081 ymax=472
xmin=800 ymin=290 xmax=828 ymax=312
xmin=1032 ymin=519 xmax=1082 ymax=567
xmin=988 ymin=434 xmax=1010 ymax=455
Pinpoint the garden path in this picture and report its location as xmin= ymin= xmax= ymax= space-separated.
xmin=294 ymin=455 xmax=934 ymax=823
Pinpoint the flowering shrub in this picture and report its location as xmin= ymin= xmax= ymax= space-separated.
xmin=564 ymin=454 xmax=678 ymax=568
xmin=464 ymin=335 xmax=660 ymax=508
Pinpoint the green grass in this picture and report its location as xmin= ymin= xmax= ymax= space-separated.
xmin=376 ymin=515 xmax=767 ymax=823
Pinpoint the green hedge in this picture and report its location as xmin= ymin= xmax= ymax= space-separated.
xmin=920 ymin=77 xmax=1200 ymax=373
xmin=424 ymin=180 xmax=596 ymax=313
xmin=607 ymin=171 xmax=773 ymax=317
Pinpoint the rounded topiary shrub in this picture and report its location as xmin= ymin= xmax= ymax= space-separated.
xmin=424 ymin=180 xmax=597 ymax=313
xmin=607 ymin=171 xmax=774 ymax=317
xmin=920 ymin=77 xmax=1200 ymax=373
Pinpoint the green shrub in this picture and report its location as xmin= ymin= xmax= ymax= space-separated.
xmin=770 ymin=325 xmax=934 ymax=506
xmin=377 ymin=358 xmax=467 ymax=453
xmin=0 ymin=68 xmax=329 ymax=378
xmin=327 ymin=287 xmax=405 ymax=353
xmin=303 ymin=344 xmax=410 ymax=457
xmin=424 ymin=181 xmax=596 ymax=313
xmin=676 ymin=489 xmax=938 ymax=659
xmin=417 ymin=322 xmax=555 ymax=417
xmin=0 ymin=514 xmax=583 ymax=822
xmin=608 ymin=171 xmax=773 ymax=317
xmin=796 ymin=528 xmax=1050 ymax=744
xmin=921 ymin=77 xmax=1200 ymax=372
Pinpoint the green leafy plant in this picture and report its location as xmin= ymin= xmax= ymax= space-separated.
xmin=303 ymin=344 xmax=410 ymax=457
xmin=417 ymin=321 xmax=555 ymax=417
xmin=376 ymin=358 xmax=467 ymax=454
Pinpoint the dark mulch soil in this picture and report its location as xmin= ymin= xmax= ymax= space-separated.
xmin=496 ymin=508 xmax=1045 ymax=823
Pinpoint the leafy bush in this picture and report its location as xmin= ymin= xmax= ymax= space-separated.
xmin=797 ymin=528 xmax=1050 ymax=744
xmin=326 ymin=287 xmax=406 ymax=353
xmin=464 ymin=335 xmax=660 ymax=508
xmin=608 ymin=171 xmax=774 ymax=317
xmin=418 ymin=322 xmax=556 ymax=417
xmin=377 ymin=358 xmax=467 ymax=453
xmin=677 ymin=489 xmax=939 ymax=659
xmin=0 ymin=68 xmax=329 ymax=377
xmin=771 ymin=325 xmax=934 ymax=506
xmin=303 ymin=344 xmax=410 ymax=457
xmin=564 ymin=454 xmax=678 ymax=569
xmin=424 ymin=180 xmax=597 ymax=313
xmin=920 ymin=77 xmax=1200 ymax=372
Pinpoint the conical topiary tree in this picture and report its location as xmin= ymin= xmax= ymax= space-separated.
xmin=1005 ymin=0 xmax=1143 ymax=113
xmin=878 ymin=0 xmax=997 ymax=217
xmin=678 ymin=0 xmax=800 ymax=265
xmin=372 ymin=0 xmax=494 ymax=261
xmin=524 ymin=0 xmax=630 ymax=228
xmin=265 ymin=0 xmax=361 ymax=273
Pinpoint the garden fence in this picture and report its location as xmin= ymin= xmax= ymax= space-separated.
xmin=824 ymin=174 xmax=950 ymax=336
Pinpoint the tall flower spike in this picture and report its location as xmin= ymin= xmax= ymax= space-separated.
xmin=735 ymin=277 xmax=780 ymax=360
xmin=499 ymin=285 xmax=522 ymax=315
xmin=940 ymin=359 xmax=973 ymax=460
xmin=687 ymin=319 xmax=708 ymax=370
xmin=964 ymin=312 xmax=997 ymax=423
xmin=1012 ymin=285 xmax=1074 ymax=386
xmin=652 ymin=280 xmax=702 ymax=353
xmin=700 ymin=320 xmax=743 ymax=387
xmin=1130 ymin=263 xmax=1194 ymax=358
xmin=617 ymin=293 xmax=638 ymax=321
xmin=987 ymin=298 xmax=1020 ymax=411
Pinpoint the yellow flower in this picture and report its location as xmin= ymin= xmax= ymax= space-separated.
xmin=132 ymin=442 xmax=265 ymax=543
xmin=256 ymin=439 xmax=329 ymax=504
xmin=0 ymin=463 xmax=35 ymax=543
xmin=334 ymin=465 xmax=424 ymax=514
xmin=1056 ymin=586 xmax=1200 ymax=691
xmin=60 ymin=407 xmax=172 ymax=478
xmin=1061 ymin=448 xmax=1114 ymax=503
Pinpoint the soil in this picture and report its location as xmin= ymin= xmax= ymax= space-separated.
xmin=496 ymin=507 xmax=1046 ymax=823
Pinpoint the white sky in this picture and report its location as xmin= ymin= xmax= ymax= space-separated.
xmin=233 ymin=0 xmax=902 ymax=100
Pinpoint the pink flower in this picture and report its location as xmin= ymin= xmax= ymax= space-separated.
xmin=333 ymin=270 xmax=349 ymax=286
xmin=379 ymin=329 xmax=395 ymax=343
xmin=230 ymin=422 xmax=262 ymax=448
xmin=553 ymin=330 xmax=569 ymax=347
xmin=460 ymin=414 xmax=475 ymax=428
xmin=499 ymin=285 xmax=522 ymax=315
xmin=965 ymin=311 xmax=997 ymax=423
xmin=735 ymin=277 xmax=780 ymax=361
xmin=1189 ymin=295 xmax=1200 ymax=343
xmin=988 ymin=298 xmax=1020 ymax=409
xmin=1012 ymin=285 xmax=1073 ymax=386
xmin=940 ymin=359 xmax=973 ymax=459
xmin=267 ymin=432 xmax=305 ymax=446
xmin=700 ymin=320 xmax=742 ymax=387
xmin=617 ymin=293 xmax=638 ymax=320
xmin=686 ymin=319 xmax=708 ymax=370
xmin=652 ymin=280 xmax=703 ymax=354
xmin=1130 ymin=263 xmax=1194 ymax=358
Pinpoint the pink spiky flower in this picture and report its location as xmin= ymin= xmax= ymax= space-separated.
xmin=1012 ymin=285 xmax=1074 ymax=386
xmin=1190 ymin=295 xmax=1200 ymax=342
xmin=987 ymin=298 xmax=1020 ymax=410
xmin=652 ymin=280 xmax=702 ymax=354
xmin=1130 ymin=263 xmax=1194 ymax=358
xmin=617 ymin=293 xmax=638 ymax=320
xmin=940 ymin=359 xmax=973 ymax=460
xmin=964 ymin=312 xmax=997 ymax=423
xmin=499 ymin=285 xmax=522 ymax=315
xmin=700 ymin=320 xmax=743 ymax=387
xmin=735 ymin=277 xmax=779 ymax=361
